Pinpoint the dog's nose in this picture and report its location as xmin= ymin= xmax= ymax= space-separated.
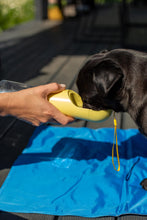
xmin=83 ymin=99 xmax=88 ymax=106
xmin=83 ymin=102 xmax=88 ymax=108
xmin=82 ymin=99 xmax=91 ymax=109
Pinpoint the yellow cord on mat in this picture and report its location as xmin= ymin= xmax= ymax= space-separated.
xmin=112 ymin=112 xmax=120 ymax=171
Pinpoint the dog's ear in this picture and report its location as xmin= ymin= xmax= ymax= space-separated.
xmin=93 ymin=59 xmax=123 ymax=95
xmin=99 ymin=49 xmax=108 ymax=54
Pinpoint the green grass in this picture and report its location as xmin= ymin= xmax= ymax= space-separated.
xmin=0 ymin=0 xmax=34 ymax=32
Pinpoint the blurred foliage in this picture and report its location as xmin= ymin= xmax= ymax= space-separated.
xmin=0 ymin=0 xmax=34 ymax=32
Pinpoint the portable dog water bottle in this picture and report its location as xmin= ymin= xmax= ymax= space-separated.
xmin=48 ymin=89 xmax=112 ymax=122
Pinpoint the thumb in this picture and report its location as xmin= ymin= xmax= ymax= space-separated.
xmin=42 ymin=83 xmax=66 ymax=96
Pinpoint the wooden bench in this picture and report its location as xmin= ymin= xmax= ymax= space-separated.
xmin=0 ymin=4 xmax=143 ymax=220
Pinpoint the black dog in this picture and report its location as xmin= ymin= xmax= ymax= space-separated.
xmin=76 ymin=49 xmax=147 ymax=137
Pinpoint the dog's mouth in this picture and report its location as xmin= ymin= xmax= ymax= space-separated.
xmin=82 ymin=99 xmax=104 ymax=111
xmin=83 ymin=102 xmax=97 ymax=110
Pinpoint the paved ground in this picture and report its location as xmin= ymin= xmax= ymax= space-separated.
xmin=0 ymin=3 xmax=146 ymax=220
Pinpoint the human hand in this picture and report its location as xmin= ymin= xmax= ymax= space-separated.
xmin=0 ymin=83 xmax=74 ymax=126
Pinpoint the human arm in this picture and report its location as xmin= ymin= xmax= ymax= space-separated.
xmin=0 ymin=83 xmax=74 ymax=126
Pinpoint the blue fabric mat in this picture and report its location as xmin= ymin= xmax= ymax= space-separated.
xmin=0 ymin=126 xmax=147 ymax=217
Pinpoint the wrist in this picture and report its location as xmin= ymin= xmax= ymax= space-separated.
xmin=0 ymin=93 xmax=11 ymax=116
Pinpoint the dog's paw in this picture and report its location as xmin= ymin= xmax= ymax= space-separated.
xmin=140 ymin=178 xmax=147 ymax=190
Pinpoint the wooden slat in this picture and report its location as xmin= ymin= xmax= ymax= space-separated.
xmin=58 ymin=216 xmax=115 ymax=220
xmin=0 ymin=212 xmax=54 ymax=220
xmin=26 ymin=55 xmax=69 ymax=86
xmin=118 ymin=215 xmax=147 ymax=220
xmin=86 ymin=113 xmax=122 ymax=129
xmin=120 ymin=113 xmax=137 ymax=130
xmin=0 ymin=20 xmax=77 ymax=82
xmin=51 ymin=55 xmax=86 ymax=87
xmin=0 ymin=120 xmax=35 ymax=187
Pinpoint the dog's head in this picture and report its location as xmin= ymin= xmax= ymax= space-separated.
xmin=77 ymin=49 xmax=147 ymax=136
xmin=76 ymin=54 xmax=125 ymax=112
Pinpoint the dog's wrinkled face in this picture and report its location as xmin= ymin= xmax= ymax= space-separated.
xmin=76 ymin=53 xmax=124 ymax=112
xmin=76 ymin=48 xmax=147 ymax=136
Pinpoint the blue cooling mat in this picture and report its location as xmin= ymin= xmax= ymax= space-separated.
xmin=0 ymin=126 xmax=147 ymax=217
